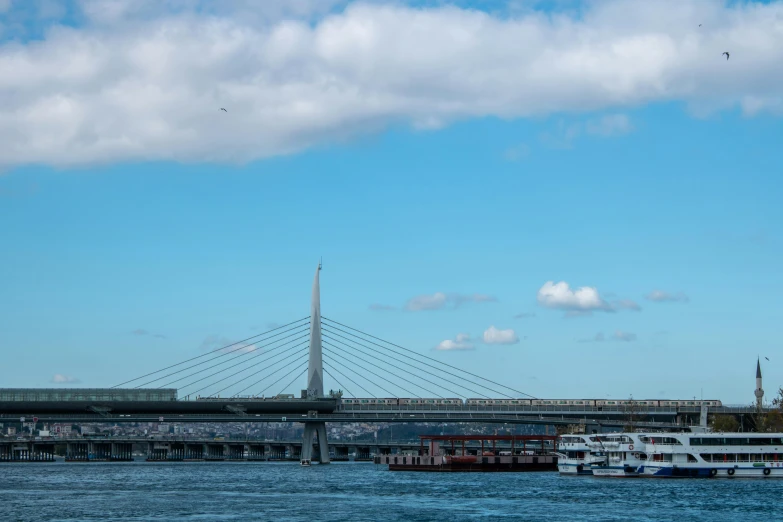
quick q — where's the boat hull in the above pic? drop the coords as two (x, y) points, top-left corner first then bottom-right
(642, 464), (783, 478)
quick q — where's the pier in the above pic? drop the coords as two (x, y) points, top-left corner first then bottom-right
(375, 434), (560, 472)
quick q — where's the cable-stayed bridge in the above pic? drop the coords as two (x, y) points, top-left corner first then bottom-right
(0, 264), (757, 464)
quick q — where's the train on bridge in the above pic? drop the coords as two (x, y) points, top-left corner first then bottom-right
(340, 398), (723, 407)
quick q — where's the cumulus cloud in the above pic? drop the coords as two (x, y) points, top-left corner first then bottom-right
(578, 332), (605, 343)
(132, 328), (166, 338)
(645, 290), (690, 303)
(405, 292), (496, 311)
(612, 330), (637, 342)
(0, 0), (781, 168)
(585, 114), (633, 137)
(51, 374), (80, 384)
(483, 326), (520, 345)
(614, 299), (641, 311)
(369, 303), (396, 311)
(199, 334), (256, 353)
(434, 332), (474, 351)
(537, 281), (613, 313)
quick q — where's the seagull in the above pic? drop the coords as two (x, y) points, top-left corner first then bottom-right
(722, 52), (730, 60)
(765, 357), (770, 361)
(699, 24), (702, 27)
(220, 108), (227, 112)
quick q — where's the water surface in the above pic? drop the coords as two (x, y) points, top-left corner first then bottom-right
(1, 462), (780, 521)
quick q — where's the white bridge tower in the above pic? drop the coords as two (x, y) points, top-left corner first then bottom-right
(301, 262), (330, 464)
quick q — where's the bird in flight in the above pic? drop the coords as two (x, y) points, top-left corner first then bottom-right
(722, 52), (730, 60)
(765, 357), (770, 361)
(220, 108), (227, 112)
(699, 24), (702, 27)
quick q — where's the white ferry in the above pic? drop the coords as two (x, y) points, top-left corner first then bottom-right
(640, 432), (783, 478)
(588, 433), (647, 477)
(557, 434), (605, 475)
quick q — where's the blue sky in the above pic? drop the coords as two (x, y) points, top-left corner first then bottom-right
(1, 0), (782, 404)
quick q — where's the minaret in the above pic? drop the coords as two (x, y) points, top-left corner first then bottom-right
(755, 358), (764, 410)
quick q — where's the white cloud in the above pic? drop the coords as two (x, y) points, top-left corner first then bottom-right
(585, 114), (633, 136)
(645, 290), (690, 303)
(483, 325), (520, 345)
(434, 332), (474, 351)
(199, 334), (257, 353)
(51, 374), (80, 384)
(612, 330), (637, 342)
(614, 299), (641, 311)
(537, 281), (613, 312)
(0, 0), (781, 168)
(504, 143), (529, 161)
(405, 292), (496, 311)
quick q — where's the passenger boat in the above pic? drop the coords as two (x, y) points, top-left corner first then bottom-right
(300, 459), (311, 467)
(588, 433), (646, 477)
(640, 432), (783, 478)
(557, 434), (605, 475)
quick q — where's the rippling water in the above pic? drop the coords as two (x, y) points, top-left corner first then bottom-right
(1, 461), (781, 521)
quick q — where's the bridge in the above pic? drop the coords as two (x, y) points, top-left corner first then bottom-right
(0, 264), (762, 464)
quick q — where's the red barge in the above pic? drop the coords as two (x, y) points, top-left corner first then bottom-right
(375, 434), (559, 472)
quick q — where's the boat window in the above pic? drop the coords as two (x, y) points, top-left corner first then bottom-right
(688, 454), (698, 463)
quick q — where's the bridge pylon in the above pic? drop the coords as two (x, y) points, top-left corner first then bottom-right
(301, 262), (330, 465)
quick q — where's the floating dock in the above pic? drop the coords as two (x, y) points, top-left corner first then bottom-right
(375, 434), (559, 472)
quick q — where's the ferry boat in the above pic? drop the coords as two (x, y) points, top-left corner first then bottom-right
(557, 434), (605, 475)
(640, 432), (783, 478)
(588, 433), (646, 477)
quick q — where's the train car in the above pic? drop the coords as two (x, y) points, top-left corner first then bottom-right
(0, 388), (178, 402)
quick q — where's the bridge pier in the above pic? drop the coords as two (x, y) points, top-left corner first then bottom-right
(301, 422), (330, 464)
(247, 443), (265, 460)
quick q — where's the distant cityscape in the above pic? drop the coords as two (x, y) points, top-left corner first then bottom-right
(1, 420), (546, 442)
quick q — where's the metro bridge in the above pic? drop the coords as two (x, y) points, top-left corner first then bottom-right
(0, 264), (750, 464)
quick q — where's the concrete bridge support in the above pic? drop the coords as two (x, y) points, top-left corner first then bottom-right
(301, 422), (330, 464)
(205, 444), (225, 460)
(247, 444), (265, 460)
(355, 446), (373, 461)
(185, 443), (204, 460)
(66, 442), (89, 461)
(228, 444), (245, 460)
(332, 446), (349, 461)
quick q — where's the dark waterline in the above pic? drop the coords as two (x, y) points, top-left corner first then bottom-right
(1, 462), (781, 521)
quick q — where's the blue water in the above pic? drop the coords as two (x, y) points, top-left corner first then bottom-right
(1, 462), (781, 521)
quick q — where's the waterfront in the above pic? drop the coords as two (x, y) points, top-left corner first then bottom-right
(1, 462), (781, 521)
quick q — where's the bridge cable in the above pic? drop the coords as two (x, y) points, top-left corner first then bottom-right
(112, 316), (310, 388)
(323, 359), (375, 398)
(207, 340), (310, 398)
(182, 347), (309, 398)
(322, 323), (505, 399)
(322, 366), (354, 398)
(322, 317), (534, 398)
(322, 328), (492, 399)
(275, 366), (310, 399)
(323, 338), (444, 398)
(140, 327), (310, 389)
(257, 358), (310, 397)
(322, 347), (415, 398)
(198, 340), (311, 398)
(230, 349), (311, 398)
